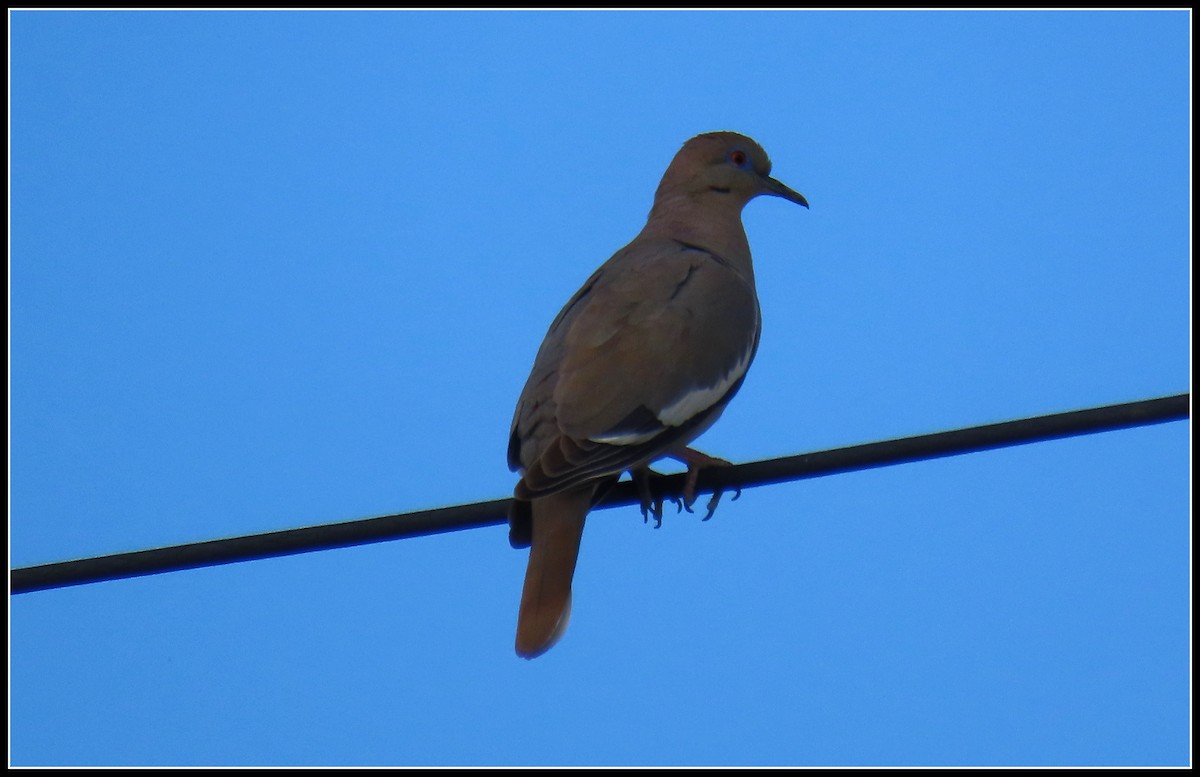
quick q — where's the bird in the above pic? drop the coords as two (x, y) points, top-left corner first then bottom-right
(506, 131), (808, 659)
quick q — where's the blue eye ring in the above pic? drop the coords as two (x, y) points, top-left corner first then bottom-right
(728, 148), (750, 168)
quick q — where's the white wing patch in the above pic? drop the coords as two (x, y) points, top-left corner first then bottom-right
(588, 428), (662, 446)
(658, 346), (752, 427)
(586, 343), (754, 447)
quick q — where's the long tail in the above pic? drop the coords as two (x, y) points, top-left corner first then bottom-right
(515, 486), (594, 658)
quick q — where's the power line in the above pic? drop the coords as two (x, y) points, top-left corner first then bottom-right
(10, 393), (1189, 596)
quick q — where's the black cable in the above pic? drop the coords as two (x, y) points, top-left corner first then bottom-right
(10, 393), (1188, 595)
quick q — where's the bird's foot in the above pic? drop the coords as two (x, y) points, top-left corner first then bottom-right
(699, 484), (742, 521)
(670, 447), (740, 520)
(632, 467), (682, 528)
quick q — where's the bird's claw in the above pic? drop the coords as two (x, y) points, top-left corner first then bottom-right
(640, 497), (664, 528)
(634, 467), (673, 528)
(702, 485), (741, 521)
(635, 455), (739, 526)
(676, 448), (736, 520)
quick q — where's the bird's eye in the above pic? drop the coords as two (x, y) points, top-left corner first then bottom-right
(729, 149), (749, 168)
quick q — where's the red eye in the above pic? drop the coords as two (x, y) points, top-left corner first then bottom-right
(730, 150), (748, 167)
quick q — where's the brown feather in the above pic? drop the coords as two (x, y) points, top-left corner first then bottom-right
(515, 486), (595, 659)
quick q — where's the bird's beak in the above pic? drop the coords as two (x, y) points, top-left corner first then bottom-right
(763, 176), (809, 208)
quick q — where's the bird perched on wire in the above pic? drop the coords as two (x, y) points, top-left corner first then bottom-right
(507, 131), (808, 658)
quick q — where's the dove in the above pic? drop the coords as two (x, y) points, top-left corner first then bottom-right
(507, 131), (807, 658)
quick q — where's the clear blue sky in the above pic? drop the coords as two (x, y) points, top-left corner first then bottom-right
(9, 10), (1190, 767)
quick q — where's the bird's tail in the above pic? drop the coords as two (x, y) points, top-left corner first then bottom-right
(515, 485), (594, 658)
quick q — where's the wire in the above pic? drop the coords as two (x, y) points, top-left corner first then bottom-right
(10, 393), (1189, 596)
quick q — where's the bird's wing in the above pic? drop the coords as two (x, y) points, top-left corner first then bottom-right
(510, 240), (760, 498)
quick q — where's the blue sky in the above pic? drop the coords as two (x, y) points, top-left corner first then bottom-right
(9, 9), (1190, 767)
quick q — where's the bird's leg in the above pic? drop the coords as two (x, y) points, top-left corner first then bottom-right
(631, 466), (663, 527)
(630, 466), (682, 528)
(667, 447), (741, 520)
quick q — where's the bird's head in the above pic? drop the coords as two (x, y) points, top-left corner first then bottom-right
(656, 131), (809, 210)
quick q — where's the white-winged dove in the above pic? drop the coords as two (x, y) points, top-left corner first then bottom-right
(507, 131), (808, 658)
